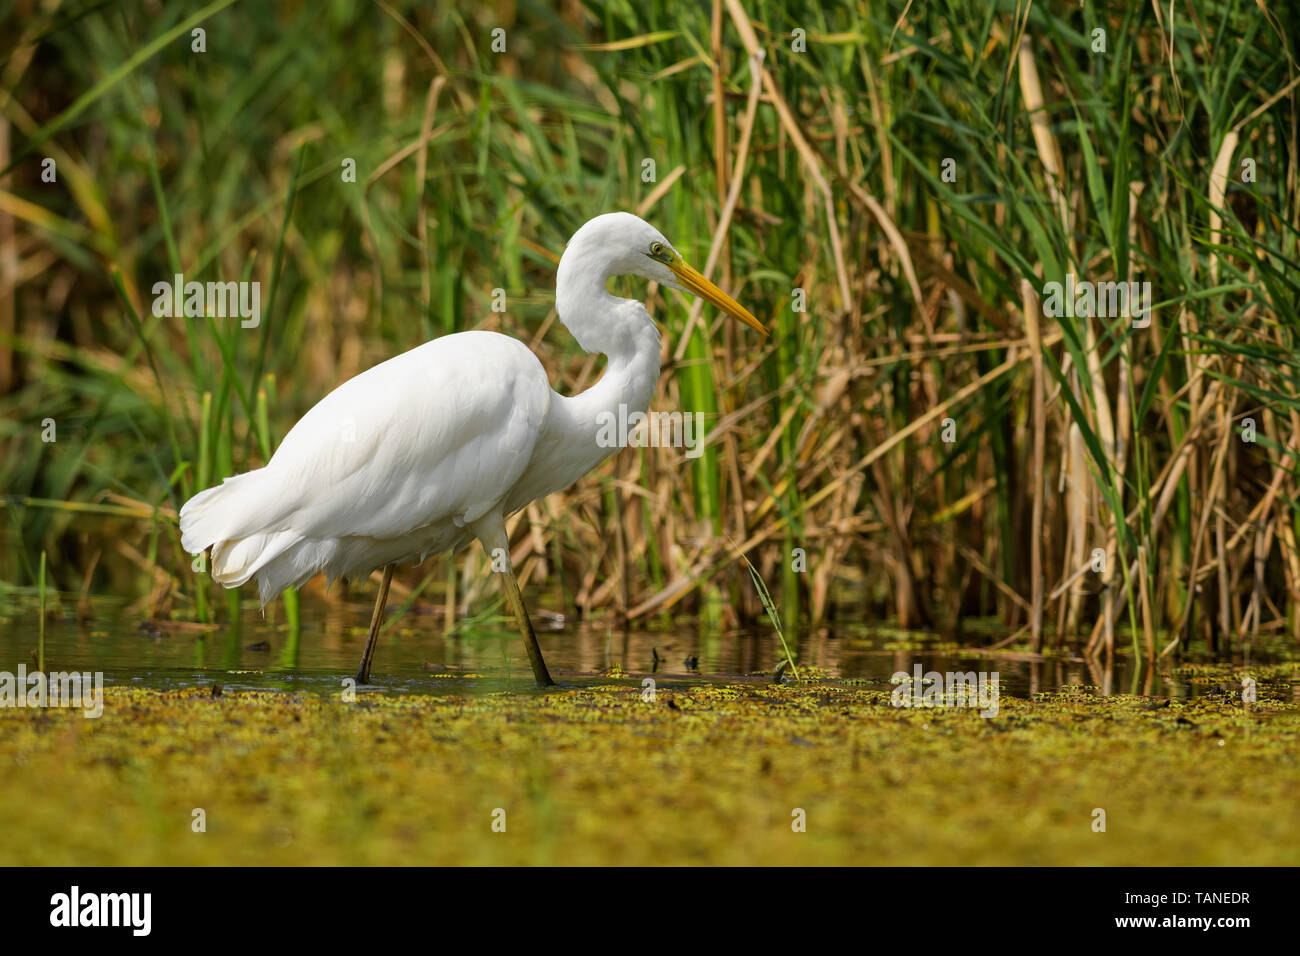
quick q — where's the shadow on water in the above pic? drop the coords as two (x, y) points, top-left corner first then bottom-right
(0, 597), (1291, 700)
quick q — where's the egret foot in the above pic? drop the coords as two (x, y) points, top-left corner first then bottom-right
(501, 565), (555, 687)
(353, 563), (395, 684)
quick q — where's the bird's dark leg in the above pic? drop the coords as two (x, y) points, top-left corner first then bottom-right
(501, 567), (556, 687)
(354, 563), (395, 684)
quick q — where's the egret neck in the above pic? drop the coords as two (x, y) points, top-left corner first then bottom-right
(522, 283), (662, 505)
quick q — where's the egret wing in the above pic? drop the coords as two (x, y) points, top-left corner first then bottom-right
(226, 330), (550, 543)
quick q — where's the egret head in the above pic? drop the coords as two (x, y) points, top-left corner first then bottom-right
(557, 212), (767, 351)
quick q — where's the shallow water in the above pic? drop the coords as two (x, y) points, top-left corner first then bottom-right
(0, 597), (1288, 700)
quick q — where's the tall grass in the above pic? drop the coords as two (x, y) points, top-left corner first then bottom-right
(1, 0), (1297, 656)
(36, 548), (45, 670)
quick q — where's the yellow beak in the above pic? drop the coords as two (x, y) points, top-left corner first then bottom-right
(667, 259), (768, 337)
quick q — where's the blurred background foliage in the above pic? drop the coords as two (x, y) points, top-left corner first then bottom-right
(1, 0), (1297, 656)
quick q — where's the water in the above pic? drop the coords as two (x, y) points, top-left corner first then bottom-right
(1, 597), (1286, 700)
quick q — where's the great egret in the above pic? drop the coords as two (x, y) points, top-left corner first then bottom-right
(179, 212), (765, 687)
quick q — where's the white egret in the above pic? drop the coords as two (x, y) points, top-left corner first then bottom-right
(179, 212), (765, 687)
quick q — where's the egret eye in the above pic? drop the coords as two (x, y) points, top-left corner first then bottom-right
(649, 241), (665, 257)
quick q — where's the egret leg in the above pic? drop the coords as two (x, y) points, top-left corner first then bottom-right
(500, 566), (556, 687)
(354, 563), (395, 684)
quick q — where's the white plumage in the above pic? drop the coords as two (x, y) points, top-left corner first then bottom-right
(179, 212), (764, 685)
(181, 331), (551, 603)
